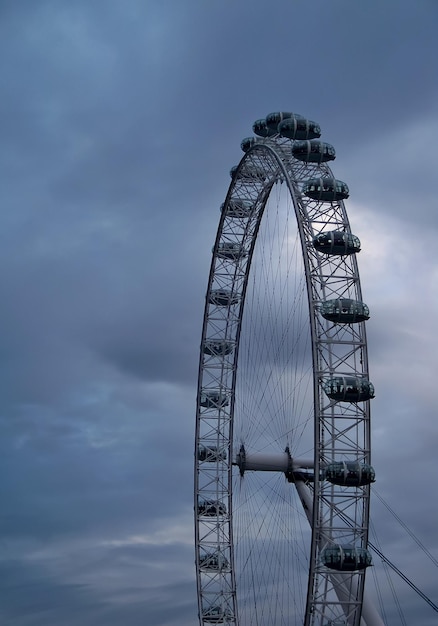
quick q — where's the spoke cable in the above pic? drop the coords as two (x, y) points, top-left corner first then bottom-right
(320, 493), (438, 616)
(369, 518), (407, 626)
(373, 489), (438, 569)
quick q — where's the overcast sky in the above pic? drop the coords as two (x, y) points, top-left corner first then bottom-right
(0, 1), (437, 625)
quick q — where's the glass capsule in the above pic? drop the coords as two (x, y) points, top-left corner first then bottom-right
(303, 177), (349, 201)
(321, 545), (372, 571)
(208, 289), (240, 306)
(253, 118), (277, 137)
(200, 391), (230, 408)
(313, 230), (361, 255)
(265, 111), (304, 131)
(325, 461), (376, 486)
(198, 445), (227, 462)
(199, 552), (229, 571)
(221, 198), (254, 218)
(241, 137), (263, 152)
(197, 500), (227, 517)
(230, 163), (266, 180)
(278, 117), (321, 140)
(292, 140), (336, 163)
(320, 298), (369, 323)
(216, 242), (247, 260)
(203, 340), (234, 356)
(323, 376), (375, 402)
(202, 606), (233, 623)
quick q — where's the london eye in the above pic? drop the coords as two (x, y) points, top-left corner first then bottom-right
(194, 111), (384, 626)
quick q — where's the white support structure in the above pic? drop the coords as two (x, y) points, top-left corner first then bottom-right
(195, 113), (381, 626)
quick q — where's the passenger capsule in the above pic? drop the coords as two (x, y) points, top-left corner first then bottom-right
(221, 199), (254, 218)
(230, 164), (266, 181)
(321, 545), (372, 571)
(265, 111), (304, 131)
(200, 390), (230, 408)
(320, 299), (370, 324)
(198, 445), (227, 462)
(292, 140), (336, 163)
(325, 461), (375, 486)
(208, 289), (240, 306)
(253, 118), (277, 137)
(199, 552), (229, 571)
(216, 242), (247, 260)
(203, 340), (234, 356)
(323, 376), (375, 402)
(303, 177), (349, 201)
(313, 231), (361, 255)
(278, 117), (321, 140)
(202, 606), (233, 623)
(197, 500), (227, 517)
(241, 137), (262, 152)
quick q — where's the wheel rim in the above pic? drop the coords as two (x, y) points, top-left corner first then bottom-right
(195, 115), (373, 626)
(233, 178), (312, 625)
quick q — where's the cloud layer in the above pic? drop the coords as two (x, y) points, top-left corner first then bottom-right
(0, 1), (437, 624)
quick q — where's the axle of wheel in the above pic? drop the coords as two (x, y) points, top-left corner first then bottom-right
(234, 444), (314, 480)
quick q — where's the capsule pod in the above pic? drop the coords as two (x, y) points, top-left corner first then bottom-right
(325, 461), (376, 486)
(216, 242), (247, 260)
(221, 198), (254, 218)
(292, 140), (336, 163)
(323, 376), (375, 402)
(321, 545), (372, 571)
(313, 231), (361, 255)
(197, 500), (227, 517)
(203, 340), (234, 356)
(230, 164), (266, 180)
(208, 289), (240, 306)
(200, 552), (229, 571)
(265, 111), (304, 131)
(202, 606), (233, 623)
(241, 137), (263, 152)
(278, 117), (321, 140)
(303, 177), (349, 201)
(200, 391), (230, 408)
(198, 445), (227, 462)
(253, 118), (277, 137)
(320, 298), (370, 324)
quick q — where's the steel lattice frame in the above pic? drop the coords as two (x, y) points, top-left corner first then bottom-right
(195, 130), (373, 626)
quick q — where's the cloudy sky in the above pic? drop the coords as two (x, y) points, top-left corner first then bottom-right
(0, 1), (437, 625)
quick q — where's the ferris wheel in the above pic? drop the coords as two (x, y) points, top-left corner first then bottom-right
(194, 112), (384, 626)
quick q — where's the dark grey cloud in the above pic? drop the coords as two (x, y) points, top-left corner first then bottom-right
(0, 0), (436, 624)
(0, 559), (104, 625)
(0, 548), (196, 626)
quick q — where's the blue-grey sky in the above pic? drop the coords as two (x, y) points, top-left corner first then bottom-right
(0, 1), (437, 625)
